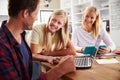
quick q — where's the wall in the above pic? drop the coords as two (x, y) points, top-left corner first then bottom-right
(110, 31), (120, 47)
(0, 0), (8, 25)
(40, 0), (60, 10)
(34, 0), (60, 25)
(109, 0), (120, 47)
(0, 0), (8, 15)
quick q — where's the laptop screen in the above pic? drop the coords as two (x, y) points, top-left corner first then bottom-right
(83, 46), (97, 57)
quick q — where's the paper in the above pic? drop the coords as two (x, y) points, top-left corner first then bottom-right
(99, 53), (117, 59)
(96, 58), (119, 64)
(76, 52), (84, 56)
(101, 53), (117, 56)
(76, 52), (90, 57)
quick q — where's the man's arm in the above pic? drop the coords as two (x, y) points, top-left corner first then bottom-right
(0, 45), (20, 80)
(37, 55), (76, 80)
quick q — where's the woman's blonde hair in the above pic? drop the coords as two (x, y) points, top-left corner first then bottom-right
(44, 10), (69, 51)
(82, 6), (102, 38)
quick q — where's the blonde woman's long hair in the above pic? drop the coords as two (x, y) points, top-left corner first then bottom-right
(44, 10), (69, 51)
(82, 6), (102, 38)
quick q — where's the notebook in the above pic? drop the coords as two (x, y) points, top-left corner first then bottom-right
(75, 46), (97, 69)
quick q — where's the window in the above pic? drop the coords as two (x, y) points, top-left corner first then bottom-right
(40, 10), (53, 23)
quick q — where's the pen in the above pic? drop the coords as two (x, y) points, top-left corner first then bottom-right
(99, 56), (116, 59)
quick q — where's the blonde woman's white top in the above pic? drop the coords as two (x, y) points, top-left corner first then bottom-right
(72, 27), (116, 52)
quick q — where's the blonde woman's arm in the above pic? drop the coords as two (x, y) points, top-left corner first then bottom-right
(98, 28), (116, 54)
(71, 28), (85, 53)
(31, 43), (48, 61)
(41, 40), (76, 56)
(31, 43), (39, 54)
(30, 43), (60, 64)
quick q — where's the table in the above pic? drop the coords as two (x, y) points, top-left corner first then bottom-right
(41, 56), (120, 80)
(63, 56), (120, 80)
(65, 46), (120, 80)
(41, 47), (120, 80)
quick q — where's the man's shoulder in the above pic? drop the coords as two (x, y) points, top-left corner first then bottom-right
(0, 27), (6, 39)
(0, 27), (11, 46)
(0, 31), (8, 49)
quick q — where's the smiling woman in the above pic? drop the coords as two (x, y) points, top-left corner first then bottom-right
(31, 9), (75, 56)
(30, 10), (76, 80)
(72, 6), (116, 54)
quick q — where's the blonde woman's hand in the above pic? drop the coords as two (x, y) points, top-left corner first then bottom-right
(98, 47), (111, 54)
(47, 56), (61, 64)
(81, 47), (85, 53)
(76, 47), (85, 53)
(40, 49), (48, 55)
(41, 51), (48, 55)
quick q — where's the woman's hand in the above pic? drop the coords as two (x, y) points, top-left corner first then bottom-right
(41, 51), (48, 55)
(98, 47), (111, 54)
(40, 49), (52, 56)
(47, 56), (61, 64)
(81, 47), (85, 53)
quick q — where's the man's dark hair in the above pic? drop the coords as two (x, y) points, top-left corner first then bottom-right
(8, 0), (40, 17)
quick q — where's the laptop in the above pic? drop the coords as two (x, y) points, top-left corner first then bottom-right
(75, 46), (97, 69)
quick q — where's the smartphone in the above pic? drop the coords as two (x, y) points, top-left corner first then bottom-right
(99, 45), (106, 49)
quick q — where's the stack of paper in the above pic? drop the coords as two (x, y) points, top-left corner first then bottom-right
(96, 58), (119, 64)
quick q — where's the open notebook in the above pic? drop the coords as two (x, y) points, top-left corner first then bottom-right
(75, 46), (97, 69)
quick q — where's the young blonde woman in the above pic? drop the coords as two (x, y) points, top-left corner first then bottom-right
(72, 6), (116, 54)
(30, 10), (76, 79)
(31, 9), (75, 56)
